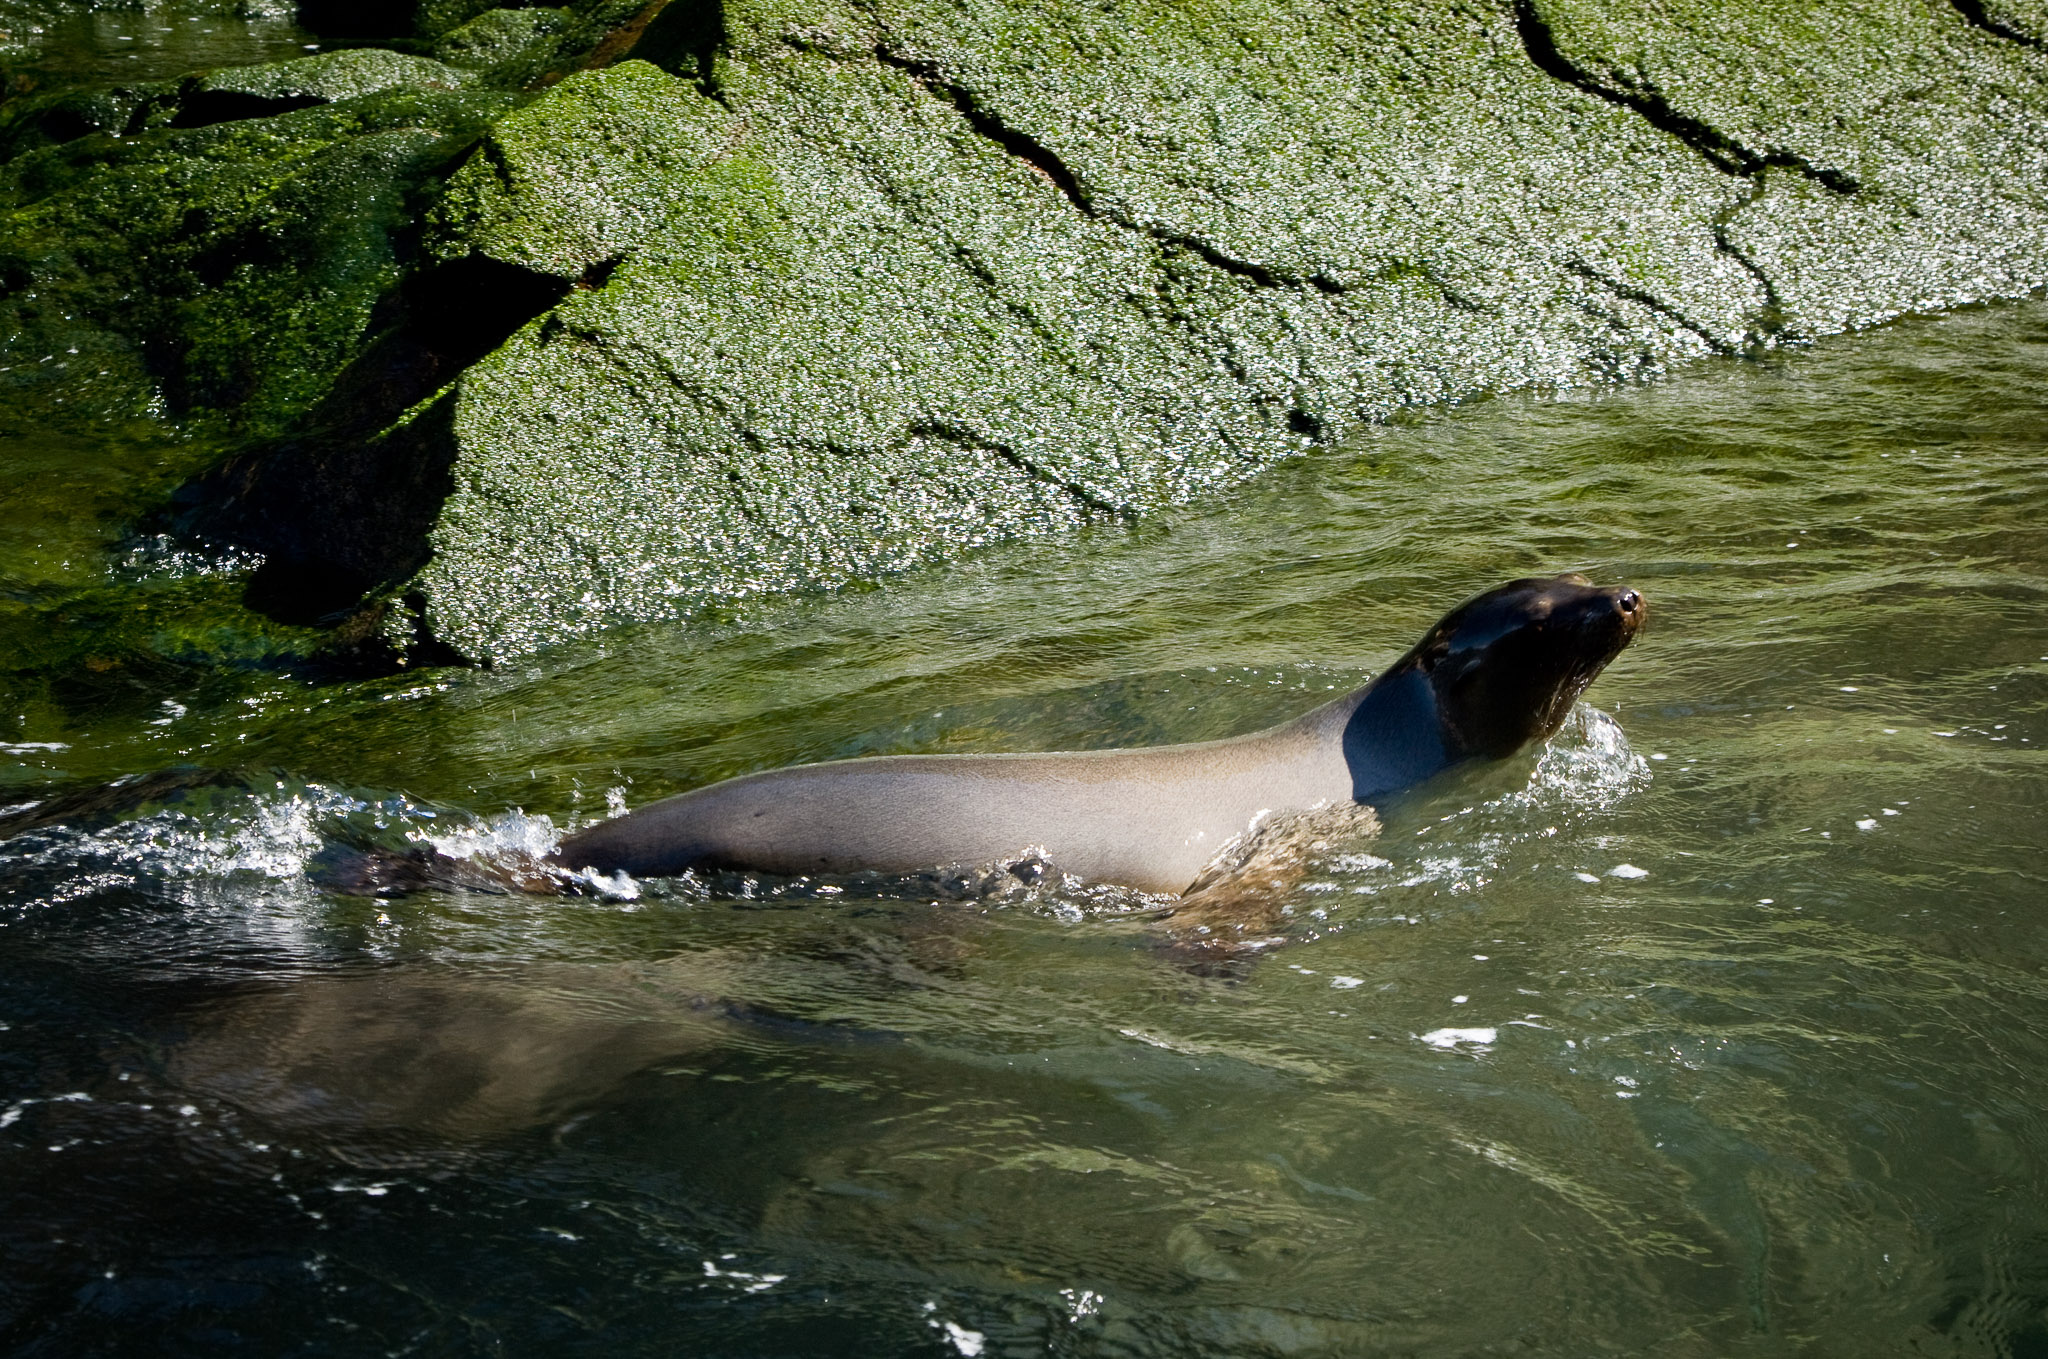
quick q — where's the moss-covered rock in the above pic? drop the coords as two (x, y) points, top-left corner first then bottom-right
(16, 0), (2048, 671)
(0, 84), (515, 430)
(186, 45), (474, 110)
(433, 6), (572, 70)
(0, 27), (526, 709)
(180, 0), (2048, 664)
(1522, 0), (2048, 333)
(0, 0), (693, 707)
(0, 47), (478, 161)
(1952, 1), (2048, 47)
(387, 0), (1768, 659)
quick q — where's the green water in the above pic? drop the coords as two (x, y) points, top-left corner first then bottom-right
(2, 8), (318, 89)
(3, 300), (2047, 1355)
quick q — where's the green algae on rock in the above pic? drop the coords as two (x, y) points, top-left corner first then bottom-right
(1520, 0), (2048, 333)
(13, 0), (2048, 671)
(390, 0), (2048, 661)
(184, 44), (476, 110)
(0, 0), (682, 709)
(432, 7), (575, 72)
(0, 13), (535, 707)
(0, 84), (514, 431)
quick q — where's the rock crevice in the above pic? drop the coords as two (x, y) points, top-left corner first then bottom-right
(1563, 260), (1733, 357)
(1950, 0), (2048, 48)
(866, 39), (1336, 298)
(908, 419), (1129, 520)
(1510, 0), (1861, 194)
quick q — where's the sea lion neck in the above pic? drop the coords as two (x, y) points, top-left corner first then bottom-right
(1334, 664), (1453, 800)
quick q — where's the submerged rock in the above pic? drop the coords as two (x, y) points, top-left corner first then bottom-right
(8, 0), (2048, 667)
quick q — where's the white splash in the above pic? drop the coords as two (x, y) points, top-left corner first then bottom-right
(424, 807), (563, 863)
(1418, 1027), (1498, 1050)
(55, 784), (337, 881)
(1352, 706), (1650, 905)
(424, 808), (643, 900)
(702, 1259), (787, 1294)
(1509, 707), (1651, 812)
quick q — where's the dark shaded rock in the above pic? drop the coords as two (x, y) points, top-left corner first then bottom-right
(0, 82), (180, 159)
(185, 253), (585, 623)
(293, 0), (484, 42)
(0, 1), (676, 702)
(0, 83), (516, 432)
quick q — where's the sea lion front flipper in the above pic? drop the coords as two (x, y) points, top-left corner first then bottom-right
(1157, 801), (1382, 962)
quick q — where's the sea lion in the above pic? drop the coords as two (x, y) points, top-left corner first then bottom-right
(553, 575), (1644, 895)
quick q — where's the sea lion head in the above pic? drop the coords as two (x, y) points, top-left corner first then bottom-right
(1408, 574), (1644, 760)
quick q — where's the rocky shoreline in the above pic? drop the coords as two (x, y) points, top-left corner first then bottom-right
(4, 0), (2046, 664)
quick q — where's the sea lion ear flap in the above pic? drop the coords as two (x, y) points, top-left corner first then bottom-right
(1431, 647), (1492, 717)
(1422, 629), (1478, 687)
(1410, 625), (1453, 673)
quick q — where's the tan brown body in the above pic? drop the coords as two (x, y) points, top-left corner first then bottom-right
(553, 576), (1643, 896)
(556, 694), (1367, 895)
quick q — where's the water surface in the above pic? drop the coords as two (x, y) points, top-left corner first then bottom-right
(2, 301), (2046, 1355)
(3, 8), (318, 90)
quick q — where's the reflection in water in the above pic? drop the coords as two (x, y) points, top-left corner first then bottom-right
(171, 962), (740, 1138)
(4, 9), (318, 90)
(2, 301), (2046, 1353)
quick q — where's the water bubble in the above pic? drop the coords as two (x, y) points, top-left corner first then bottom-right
(941, 1322), (985, 1357)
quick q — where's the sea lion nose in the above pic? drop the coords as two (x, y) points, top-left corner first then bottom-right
(1616, 589), (1642, 614)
